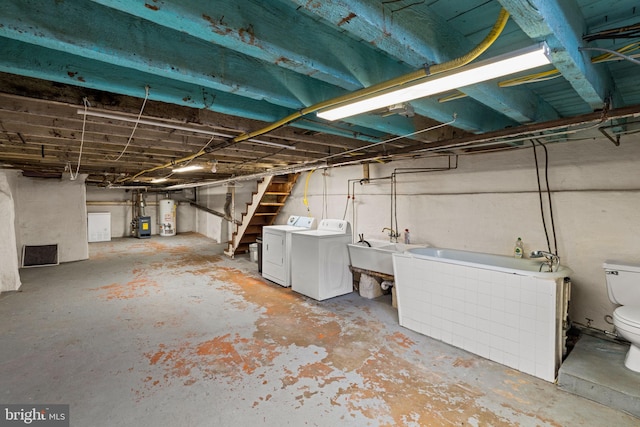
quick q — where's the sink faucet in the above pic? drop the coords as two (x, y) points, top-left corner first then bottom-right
(382, 227), (400, 242)
(530, 250), (560, 272)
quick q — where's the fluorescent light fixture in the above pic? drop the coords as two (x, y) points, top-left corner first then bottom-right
(317, 43), (551, 121)
(172, 165), (203, 173)
(247, 138), (296, 150)
(151, 177), (168, 183)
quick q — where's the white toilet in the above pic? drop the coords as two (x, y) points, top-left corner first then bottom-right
(603, 261), (640, 372)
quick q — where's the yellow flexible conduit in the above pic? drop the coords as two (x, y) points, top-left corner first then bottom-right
(122, 8), (510, 183)
(303, 169), (315, 213)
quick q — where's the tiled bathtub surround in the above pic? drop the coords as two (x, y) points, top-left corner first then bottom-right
(393, 249), (571, 382)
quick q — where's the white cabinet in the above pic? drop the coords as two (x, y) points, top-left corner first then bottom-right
(87, 212), (111, 242)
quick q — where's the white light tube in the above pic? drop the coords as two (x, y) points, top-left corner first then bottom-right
(76, 110), (296, 150)
(172, 165), (203, 173)
(317, 43), (551, 121)
(150, 177), (168, 183)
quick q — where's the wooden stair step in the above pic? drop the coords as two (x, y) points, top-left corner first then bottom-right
(260, 202), (285, 206)
(265, 192), (290, 196)
(254, 212), (278, 216)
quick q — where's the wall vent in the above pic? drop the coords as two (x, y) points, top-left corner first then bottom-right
(21, 244), (59, 268)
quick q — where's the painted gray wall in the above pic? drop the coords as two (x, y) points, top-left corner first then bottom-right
(0, 171), (21, 291)
(278, 136), (640, 332)
(14, 174), (89, 265)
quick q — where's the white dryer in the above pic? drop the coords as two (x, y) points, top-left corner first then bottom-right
(290, 219), (353, 301)
(262, 215), (316, 287)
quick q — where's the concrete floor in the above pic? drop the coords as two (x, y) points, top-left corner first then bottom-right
(1, 233), (638, 426)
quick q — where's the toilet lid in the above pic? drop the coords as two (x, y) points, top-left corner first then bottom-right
(614, 306), (640, 328)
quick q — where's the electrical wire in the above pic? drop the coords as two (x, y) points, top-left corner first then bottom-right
(531, 141), (552, 254)
(70, 97), (90, 181)
(110, 86), (150, 161)
(320, 114), (457, 162)
(579, 46), (640, 66)
(500, 42), (640, 88)
(535, 139), (558, 255)
(531, 139), (558, 255)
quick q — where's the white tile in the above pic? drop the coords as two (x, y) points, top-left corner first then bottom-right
(491, 295), (505, 312)
(430, 326), (442, 341)
(478, 269), (492, 283)
(431, 303), (443, 320)
(535, 319), (552, 336)
(536, 363), (554, 382)
(490, 348), (505, 364)
(477, 317), (492, 333)
(477, 280), (492, 295)
(464, 337), (478, 354)
(452, 334), (464, 348)
(491, 280), (506, 297)
(453, 287), (466, 302)
(464, 301), (478, 317)
(441, 330), (453, 344)
(476, 342), (491, 359)
(520, 302), (537, 320)
(490, 308), (505, 325)
(442, 307), (454, 322)
(478, 292), (491, 308)
(535, 336), (552, 360)
(505, 301), (520, 316)
(464, 288), (478, 303)
(464, 313), (477, 328)
(491, 271), (507, 285)
(518, 332), (536, 357)
(521, 288), (538, 305)
(503, 352), (520, 370)
(505, 284), (520, 301)
(477, 305), (491, 320)
(505, 325), (520, 343)
(505, 312), (520, 328)
(401, 317), (419, 332)
(520, 358), (536, 377)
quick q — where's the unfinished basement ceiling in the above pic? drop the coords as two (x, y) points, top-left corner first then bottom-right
(1, 0), (639, 187)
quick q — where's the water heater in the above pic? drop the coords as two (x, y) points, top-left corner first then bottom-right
(159, 199), (176, 237)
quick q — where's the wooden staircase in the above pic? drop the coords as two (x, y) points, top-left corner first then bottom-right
(224, 173), (299, 257)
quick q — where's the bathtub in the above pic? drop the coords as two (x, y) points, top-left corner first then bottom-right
(347, 240), (427, 276)
(407, 247), (571, 279)
(392, 247), (572, 382)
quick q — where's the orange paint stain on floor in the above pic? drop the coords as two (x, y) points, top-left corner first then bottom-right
(139, 332), (282, 397)
(130, 264), (536, 425)
(93, 276), (161, 300)
(386, 331), (416, 350)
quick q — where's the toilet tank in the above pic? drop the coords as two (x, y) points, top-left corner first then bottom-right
(603, 261), (640, 305)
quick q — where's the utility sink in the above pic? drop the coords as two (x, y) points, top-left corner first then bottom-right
(347, 239), (427, 276)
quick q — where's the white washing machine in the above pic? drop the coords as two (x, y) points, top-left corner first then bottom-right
(290, 219), (353, 301)
(262, 215), (316, 287)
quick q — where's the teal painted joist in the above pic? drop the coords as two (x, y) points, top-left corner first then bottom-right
(89, 0), (399, 92)
(0, 0), (342, 110)
(0, 38), (394, 143)
(499, 0), (612, 109)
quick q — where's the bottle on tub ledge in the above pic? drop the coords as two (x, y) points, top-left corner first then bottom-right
(514, 237), (524, 258)
(404, 229), (411, 244)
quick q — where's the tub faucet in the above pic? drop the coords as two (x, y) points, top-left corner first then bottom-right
(382, 227), (400, 242)
(530, 250), (560, 272)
